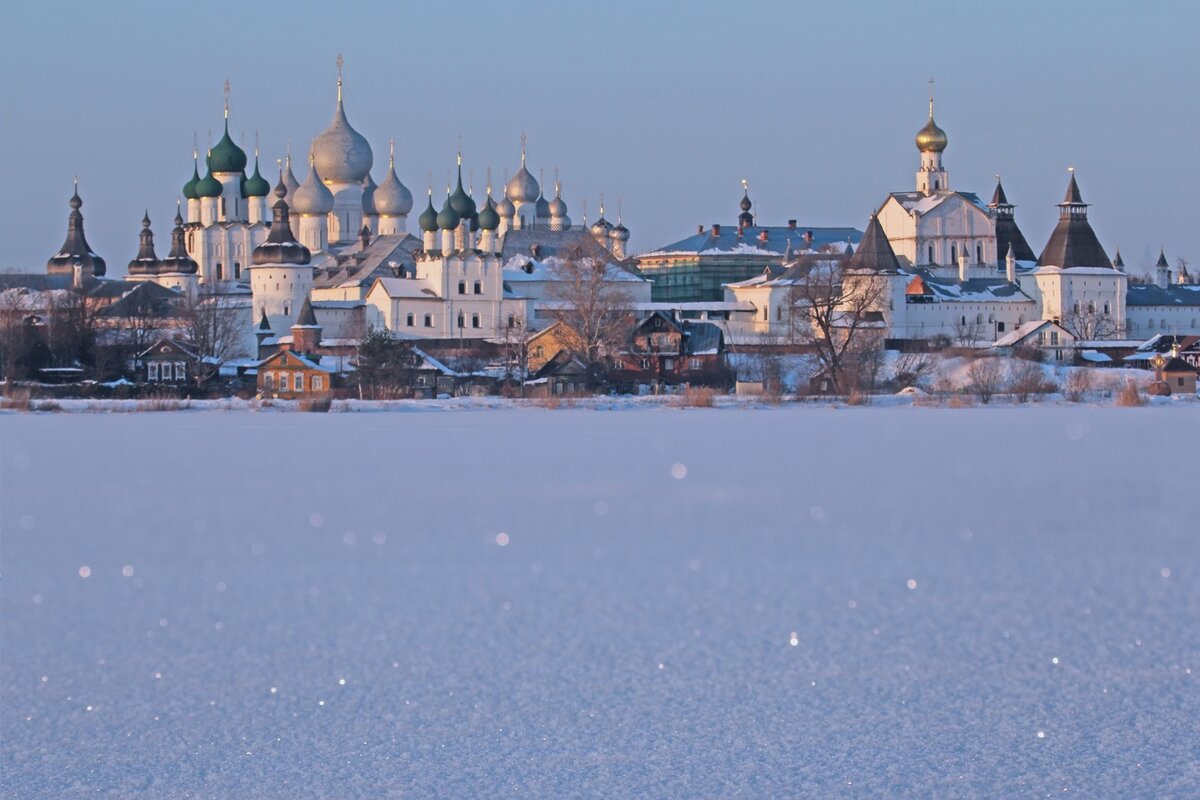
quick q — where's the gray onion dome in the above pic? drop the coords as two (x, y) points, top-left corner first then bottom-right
(282, 155), (301, 199)
(610, 221), (630, 241)
(374, 158), (413, 217)
(548, 189), (568, 218)
(497, 195), (515, 218)
(312, 88), (373, 183)
(505, 165), (539, 203)
(291, 156), (335, 215)
(535, 189), (551, 219)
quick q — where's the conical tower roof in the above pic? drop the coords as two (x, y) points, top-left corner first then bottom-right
(47, 183), (106, 277)
(158, 204), (199, 275)
(1037, 173), (1111, 269)
(848, 213), (899, 272)
(252, 176), (312, 266)
(294, 297), (319, 328)
(127, 212), (161, 276)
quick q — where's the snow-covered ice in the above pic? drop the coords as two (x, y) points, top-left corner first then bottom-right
(2, 406), (1199, 798)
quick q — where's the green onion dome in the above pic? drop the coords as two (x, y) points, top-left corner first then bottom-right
(477, 197), (500, 231)
(418, 194), (439, 232)
(195, 165), (222, 198)
(208, 121), (248, 173)
(436, 195), (461, 230)
(244, 158), (271, 198)
(448, 168), (476, 220)
(182, 159), (201, 200)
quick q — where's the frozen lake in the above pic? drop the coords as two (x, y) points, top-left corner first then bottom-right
(2, 406), (1198, 798)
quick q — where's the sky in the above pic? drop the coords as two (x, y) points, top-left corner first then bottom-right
(1, 1), (1196, 277)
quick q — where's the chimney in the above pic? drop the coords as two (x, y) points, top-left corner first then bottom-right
(787, 220), (797, 229)
(360, 225), (371, 250)
(758, 230), (769, 242)
(697, 224), (705, 234)
(804, 230), (813, 245)
(711, 224), (721, 236)
(1005, 244), (1016, 284)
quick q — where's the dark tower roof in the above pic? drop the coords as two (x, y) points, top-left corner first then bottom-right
(1037, 173), (1111, 269)
(257, 308), (273, 332)
(47, 184), (107, 278)
(738, 189), (754, 228)
(848, 213), (900, 272)
(1112, 248), (1125, 269)
(251, 177), (312, 266)
(1155, 247), (1170, 268)
(989, 178), (1036, 266)
(158, 205), (198, 275)
(127, 211), (161, 276)
(294, 297), (319, 327)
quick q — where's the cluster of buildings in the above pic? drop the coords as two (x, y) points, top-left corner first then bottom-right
(4, 71), (1199, 396)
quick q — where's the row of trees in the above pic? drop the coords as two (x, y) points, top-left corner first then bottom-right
(0, 286), (246, 385)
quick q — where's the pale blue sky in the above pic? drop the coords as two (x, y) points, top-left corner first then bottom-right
(1, 1), (1196, 276)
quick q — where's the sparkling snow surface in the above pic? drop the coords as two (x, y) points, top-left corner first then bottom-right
(3, 408), (1199, 798)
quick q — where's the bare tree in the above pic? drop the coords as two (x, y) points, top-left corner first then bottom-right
(180, 288), (249, 387)
(1007, 358), (1052, 403)
(892, 350), (935, 390)
(965, 357), (1006, 403)
(545, 247), (636, 368)
(498, 315), (536, 394)
(953, 316), (988, 348)
(1060, 306), (1121, 341)
(787, 258), (886, 394)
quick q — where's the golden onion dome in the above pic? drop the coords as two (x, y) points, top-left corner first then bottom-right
(915, 115), (948, 153)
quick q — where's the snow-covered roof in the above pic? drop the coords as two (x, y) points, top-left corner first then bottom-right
(993, 320), (1070, 348)
(642, 226), (861, 259)
(886, 190), (990, 216)
(501, 256), (646, 283)
(369, 277), (442, 300)
(911, 271), (1035, 304)
(1080, 350), (1112, 363)
(1126, 283), (1200, 307)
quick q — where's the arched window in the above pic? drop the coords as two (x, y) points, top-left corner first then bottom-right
(473, 281), (482, 295)
(928, 246), (934, 264)
(457, 311), (465, 329)
(472, 313), (481, 329)
(950, 244), (957, 263)
(934, 180), (940, 190)
(458, 280), (466, 294)
(424, 314), (433, 327)
(283, 303), (290, 316)
(406, 313), (414, 327)
(976, 244), (982, 263)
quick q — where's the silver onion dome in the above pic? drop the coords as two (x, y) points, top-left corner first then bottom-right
(291, 156), (335, 215)
(374, 159), (413, 217)
(312, 81), (373, 184)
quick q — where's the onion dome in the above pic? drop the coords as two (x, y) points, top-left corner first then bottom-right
(497, 194), (515, 219)
(374, 150), (413, 217)
(196, 163), (222, 198)
(610, 220), (630, 241)
(590, 213), (613, 238)
(244, 157), (270, 198)
(208, 120), (248, 173)
(182, 157), (201, 200)
(505, 164), (539, 203)
(535, 189), (551, 219)
(47, 184), (107, 277)
(418, 193), (439, 232)
(915, 105), (948, 153)
(127, 212), (161, 277)
(361, 172), (377, 215)
(740, 191), (752, 212)
(291, 154), (335, 215)
(448, 164), (476, 220)
(477, 196), (500, 231)
(312, 69), (373, 183)
(252, 176), (311, 265)
(436, 194), (461, 230)
(159, 205), (198, 275)
(548, 184), (568, 218)
(282, 154), (301, 199)
(738, 188), (754, 227)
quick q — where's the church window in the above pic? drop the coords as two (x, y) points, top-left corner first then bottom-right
(950, 244), (957, 263)
(148, 362), (158, 381)
(216, 263), (224, 281)
(458, 280), (466, 294)
(283, 303), (290, 316)
(928, 246), (934, 264)
(457, 311), (465, 329)
(1104, 303), (1110, 315)
(424, 314), (433, 327)
(406, 313), (414, 327)
(234, 262), (241, 279)
(934, 180), (940, 191)
(997, 321), (1006, 333)
(961, 315), (967, 326)
(761, 307), (768, 321)
(976, 313), (983, 324)
(976, 244), (983, 263)
(472, 313), (481, 329)
(473, 281), (482, 295)
(776, 306), (783, 321)
(507, 315), (515, 328)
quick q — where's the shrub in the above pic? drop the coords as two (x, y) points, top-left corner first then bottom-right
(846, 388), (869, 406)
(1008, 360), (1053, 403)
(1115, 379), (1145, 407)
(1064, 369), (1093, 402)
(947, 394), (976, 408)
(1, 385), (32, 411)
(670, 386), (718, 408)
(33, 400), (62, 412)
(965, 357), (1006, 404)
